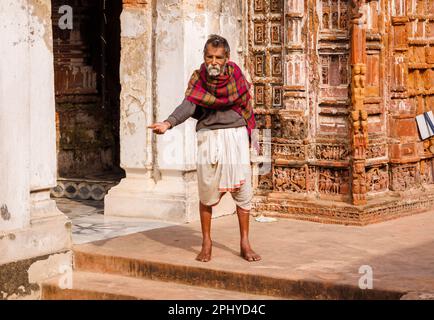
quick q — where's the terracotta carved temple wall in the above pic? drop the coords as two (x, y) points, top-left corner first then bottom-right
(247, 0), (434, 225)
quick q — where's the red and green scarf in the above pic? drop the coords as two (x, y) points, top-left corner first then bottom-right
(185, 61), (256, 138)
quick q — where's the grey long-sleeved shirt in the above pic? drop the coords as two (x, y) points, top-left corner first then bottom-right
(164, 98), (247, 131)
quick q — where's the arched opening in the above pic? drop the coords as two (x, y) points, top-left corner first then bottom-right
(50, 0), (124, 204)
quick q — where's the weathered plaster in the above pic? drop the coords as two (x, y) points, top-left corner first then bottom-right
(0, 251), (71, 300)
(0, 214), (71, 266)
(1, 205), (11, 221)
(28, 0), (53, 50)
(119, 7), (153, 169)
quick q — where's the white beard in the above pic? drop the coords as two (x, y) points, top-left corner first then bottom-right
(207, 64), (224, 77)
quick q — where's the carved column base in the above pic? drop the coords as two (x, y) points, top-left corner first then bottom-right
(105, 169), (200, 223)
(30, 189), (68, 224)
(1, 191), (72, 284)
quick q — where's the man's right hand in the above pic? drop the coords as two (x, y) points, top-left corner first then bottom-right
(147, 121), (171, 134)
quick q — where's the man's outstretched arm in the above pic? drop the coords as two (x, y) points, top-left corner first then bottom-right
(148, 99), (196, 134)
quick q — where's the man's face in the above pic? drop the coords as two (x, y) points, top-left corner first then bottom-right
(204, 45), (229, 77)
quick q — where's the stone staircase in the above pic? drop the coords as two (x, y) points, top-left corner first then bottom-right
(41, 244), (401, 300)
(42, 271), (281, 300)
(41, 248), (285, 300)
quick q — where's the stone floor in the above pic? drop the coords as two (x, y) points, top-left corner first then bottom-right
(54, 197), (434, 298)
(55, 198), (176, 244)
(73, 209), (434, 298)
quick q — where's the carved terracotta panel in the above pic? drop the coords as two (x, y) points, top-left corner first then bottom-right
(391, 165), (418, 191)
(273, 166), (306, 192)
(318, 168), (350, 195)
(366, 166), (389, 193)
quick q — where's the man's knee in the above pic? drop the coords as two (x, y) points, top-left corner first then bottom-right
(202, 192), (225, 207)
(235, 202), (252, 211)
(200, 201), (212, 208)
(231, 190), (252, 211)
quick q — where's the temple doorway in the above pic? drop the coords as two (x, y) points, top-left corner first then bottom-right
(50, 0), (124, 202)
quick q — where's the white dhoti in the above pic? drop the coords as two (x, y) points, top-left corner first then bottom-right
(196, 126), (253, 210)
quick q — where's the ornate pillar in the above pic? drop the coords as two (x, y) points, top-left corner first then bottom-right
(350, 0), (368, 205)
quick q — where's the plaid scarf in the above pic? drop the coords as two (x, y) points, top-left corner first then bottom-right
(185, 61), (256, 138)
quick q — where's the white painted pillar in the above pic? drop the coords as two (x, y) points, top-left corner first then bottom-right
(0, 0), (71, 271)
(0, 0), (31, 233)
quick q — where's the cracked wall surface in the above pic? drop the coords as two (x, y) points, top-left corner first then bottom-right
(120, 5), (154, 169)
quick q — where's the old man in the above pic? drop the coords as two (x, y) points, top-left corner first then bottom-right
(148, 34), (260, 263)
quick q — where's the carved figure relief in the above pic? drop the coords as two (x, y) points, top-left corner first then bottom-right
(318, 168), (349, 194)
(366, 167), (389, 192)
(307, 166), (317, 192)
(366, 144), (387, 159)
(258, 170), (273, 190)
(273, 144), (305, 160)
(272, 87), (282, 107)
(273, 167), (306, 192)
(315, 144), (349, 160)
(255, 85), (265, 105)
(391, 165), (418, 191)
(254, 23), (266, 45)
(271, 25), (281, 44)
(420, 160), (433, 185)
(255, 54), (265, 76)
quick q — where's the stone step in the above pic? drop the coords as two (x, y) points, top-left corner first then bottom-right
(72, 247), (401, 300)
(41, 271), (281, 300)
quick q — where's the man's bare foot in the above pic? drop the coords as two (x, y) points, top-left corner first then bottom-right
(196, 239), (212, 262)
(240, 241), (261, 262)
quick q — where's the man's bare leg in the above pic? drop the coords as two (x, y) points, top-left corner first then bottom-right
(196, 202), (212, 262)
(196, 193), (225, 262)
(236, 205), (261, 262)
(196, 201), (213, 262)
